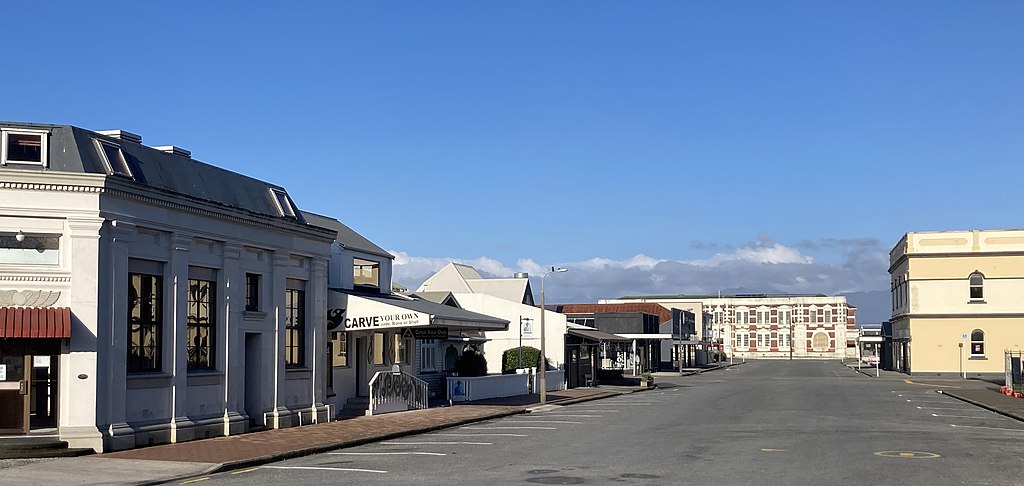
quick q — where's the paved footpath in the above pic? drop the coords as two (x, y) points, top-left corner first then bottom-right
(0, 387), (626, 486)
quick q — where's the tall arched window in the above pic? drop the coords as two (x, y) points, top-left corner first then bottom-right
(970, 329), (985, 356)
(969, 272), (984, 300)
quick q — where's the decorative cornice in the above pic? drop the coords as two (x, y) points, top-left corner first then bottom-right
(0, 181), (104, 193)
(0, 275), (71, 282)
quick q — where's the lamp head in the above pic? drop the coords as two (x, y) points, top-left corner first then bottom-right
(551, 267), (568, 273)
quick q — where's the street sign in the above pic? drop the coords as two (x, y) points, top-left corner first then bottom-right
(961, 333), (968, 341)
(411, 327), (448, 339)
(521, 319), (534, 339)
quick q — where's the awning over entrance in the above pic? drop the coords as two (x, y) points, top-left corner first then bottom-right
(327, 290), (508, 332)
(0, 307), (71, 338)
(567, 327), (629, 342)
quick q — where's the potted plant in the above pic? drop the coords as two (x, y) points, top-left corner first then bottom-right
(640, 372), (655, 388)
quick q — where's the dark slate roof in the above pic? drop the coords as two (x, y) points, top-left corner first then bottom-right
(300, 211), (393, 260)
(0, 121), (306, 224)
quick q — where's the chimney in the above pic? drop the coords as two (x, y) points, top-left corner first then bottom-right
(513, 272), (529, 279)
(152, 146), (192, 158)
(97, 130), (142, 144)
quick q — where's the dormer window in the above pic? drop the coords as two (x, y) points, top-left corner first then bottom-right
(94, 139), (133, 178)
(270, 188), (297, 218)
(1, 129), (47, 167)
(353, 258), (380, 290)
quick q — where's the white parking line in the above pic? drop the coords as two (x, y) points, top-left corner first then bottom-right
(430, 433), (527, 438)
(462, 426), (556, 430)
(534, 414), (603, 418)
(917, 406), (973, 411)
(931, 413), (989, 419)
(509, 420), (581, 424)
(329, 452), (446, 456)
(906, 400), (951, 404)
(381, 441), (492, 445)
(262, 466), (386, 473)
(951, 424), (1024, 432)
(555, 410), (617, 413)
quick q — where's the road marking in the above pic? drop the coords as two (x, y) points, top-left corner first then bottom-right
(554, 410), (617, 413)
(262, 466), (386, 473)
(462, 426), (556, 430)
(180, 478), (209, 484)
(904, 379), (960, 389)
(916, 406), (972, 411)
(906, 400), (951, 404)
(230, 468), (259, 475)
(540, 414), (605, 417)
(381, 441), (492, 445)
(931, 413), (989, 419)
(874, 451), (941, 459)
(761, 448), (786, 452)
(430, 433), (528, 437)
(951, 424), (1024, 432)
(509, 420), (582, 424)
(329, 452), (447, 456)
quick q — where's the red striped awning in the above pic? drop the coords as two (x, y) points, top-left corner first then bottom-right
(0, 307), (71, 338)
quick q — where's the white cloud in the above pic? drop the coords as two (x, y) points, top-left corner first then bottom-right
(390, 238), (890, 318)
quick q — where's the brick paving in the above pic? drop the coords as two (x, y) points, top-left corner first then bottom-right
(98, 388), (622, 471)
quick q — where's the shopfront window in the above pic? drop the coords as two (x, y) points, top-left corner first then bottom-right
(186, 268), (217, 371)
(372, 332), (385, 365)
(331, 332), (348, 367)
(128, 266), (163, 373)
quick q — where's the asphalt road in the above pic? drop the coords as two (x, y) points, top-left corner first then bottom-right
(195, 360), (1024, 485)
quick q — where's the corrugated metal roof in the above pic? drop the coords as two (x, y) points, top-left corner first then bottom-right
(0, 307), (71, 338)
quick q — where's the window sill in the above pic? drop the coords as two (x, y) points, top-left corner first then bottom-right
(968, 356), (987, 360)
(286, 368), (313, 380)
(243, 310), (268, 321)
(967, 300), (987, 304)
(187, 371), (223, 386)
(127, 373), (173, 389)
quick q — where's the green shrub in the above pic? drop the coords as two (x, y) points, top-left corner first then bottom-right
(501, 346), (553, 372)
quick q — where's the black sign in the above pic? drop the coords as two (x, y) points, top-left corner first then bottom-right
(412, 327), (448, 339)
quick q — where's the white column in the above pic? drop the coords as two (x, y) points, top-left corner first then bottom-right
(169, 233), (194, 443)
(270, 252), (290, 428)
(309, 258), (329, 422)
(222, 243), (246, 435)
(61, 217), (107, 452)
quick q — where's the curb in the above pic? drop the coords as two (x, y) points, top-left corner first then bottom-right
(209, 408), (528, 475)
(159, 390), (627, 483)
(938, 390), (1024, 423)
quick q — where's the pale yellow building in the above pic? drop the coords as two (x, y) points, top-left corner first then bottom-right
(889, 229), (1024, 376)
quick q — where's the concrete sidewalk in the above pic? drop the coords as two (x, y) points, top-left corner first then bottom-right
(0, 387), (635, 485)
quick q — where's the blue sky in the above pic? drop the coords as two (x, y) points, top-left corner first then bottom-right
(6, 2), (1023, 315)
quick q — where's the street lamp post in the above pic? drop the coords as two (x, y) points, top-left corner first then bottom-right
(539, 266), (567, 405)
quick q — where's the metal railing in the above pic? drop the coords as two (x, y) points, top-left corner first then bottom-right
(368, 370), (429, 416)
(1005, 350), (1024, 392)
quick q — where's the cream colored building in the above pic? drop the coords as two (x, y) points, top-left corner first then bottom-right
(889, 229), (1024, 376)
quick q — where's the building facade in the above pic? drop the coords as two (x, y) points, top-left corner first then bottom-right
(0, 122), (333, 451)
(889, 229), (1024, 376)
(602, 295), (857, 360)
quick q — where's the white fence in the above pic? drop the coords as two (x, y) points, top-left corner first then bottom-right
(446, 369), (565, 402)
(368, 370), (429, 415)
(447, 373), (529, 402)
(541, 369), (565, 392)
